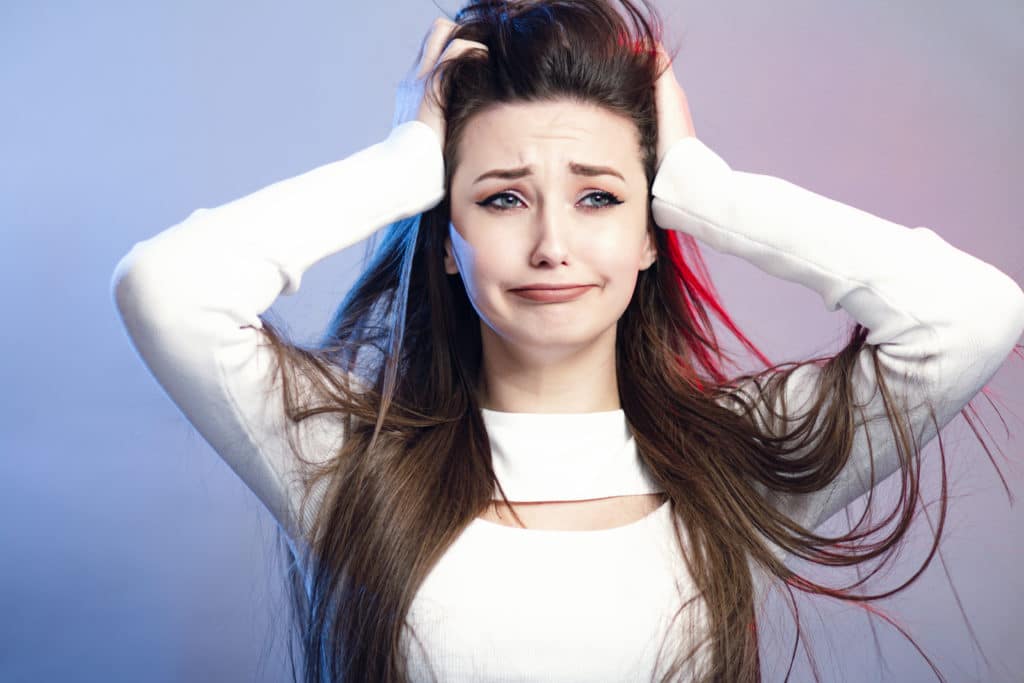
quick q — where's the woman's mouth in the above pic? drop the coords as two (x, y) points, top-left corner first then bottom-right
(509, 285), (595, 303)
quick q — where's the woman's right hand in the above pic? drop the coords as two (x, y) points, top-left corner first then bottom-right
(652, 41), (696, 170)
(392, 17), (488, 146)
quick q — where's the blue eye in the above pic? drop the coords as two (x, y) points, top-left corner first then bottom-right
(478, 192), (525, 210)
(580, 191), (623, 209)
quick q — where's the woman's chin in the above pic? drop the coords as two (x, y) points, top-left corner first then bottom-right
(497, 325), (617, 357)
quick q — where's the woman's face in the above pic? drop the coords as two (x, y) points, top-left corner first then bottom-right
(445, 99), (656, 364)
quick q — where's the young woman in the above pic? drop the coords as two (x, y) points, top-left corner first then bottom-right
(110, 1), (1024, 681)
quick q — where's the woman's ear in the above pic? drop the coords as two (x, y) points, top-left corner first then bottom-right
(639, 230), (657, 271)
(443, 232), (459, 274)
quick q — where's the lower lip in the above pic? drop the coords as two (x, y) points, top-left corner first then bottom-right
(510, 286), (594, 303)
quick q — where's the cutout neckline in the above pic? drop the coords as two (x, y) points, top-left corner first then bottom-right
(470, 495), (672, 535)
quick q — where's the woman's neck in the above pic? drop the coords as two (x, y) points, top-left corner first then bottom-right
(477, 328), (621, 414)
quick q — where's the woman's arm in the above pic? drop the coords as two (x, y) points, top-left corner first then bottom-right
(650, 135), (1024, 532)
(110, 120), (445, 541)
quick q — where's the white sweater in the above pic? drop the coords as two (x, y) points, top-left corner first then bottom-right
(110, 120), (1024, 681)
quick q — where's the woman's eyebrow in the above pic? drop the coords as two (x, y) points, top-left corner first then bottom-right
(473, 162), (625, 184)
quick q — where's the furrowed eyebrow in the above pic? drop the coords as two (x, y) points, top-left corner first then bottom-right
(472, 162), (625, 184)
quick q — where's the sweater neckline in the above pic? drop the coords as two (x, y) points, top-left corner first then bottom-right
(469, 495), (672, 536)
(478, 406), (665, 505)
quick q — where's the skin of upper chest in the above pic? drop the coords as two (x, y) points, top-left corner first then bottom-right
(476, 492), (668, 530)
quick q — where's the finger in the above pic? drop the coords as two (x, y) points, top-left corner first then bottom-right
(653, 42), (673, 78)
(421, 38), (488, 96)
(411, 21), (441, 73)
(417, 18), (459, 77)
(421, 38), (488, 111)
(436, 37), (489, 66)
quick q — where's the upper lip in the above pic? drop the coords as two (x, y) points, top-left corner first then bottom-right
(511, 283), (593, 291)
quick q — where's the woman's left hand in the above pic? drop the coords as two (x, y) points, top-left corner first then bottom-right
(653, 42), (696, 170)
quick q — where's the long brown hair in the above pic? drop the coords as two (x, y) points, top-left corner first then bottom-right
(252, 1), (1022, 680)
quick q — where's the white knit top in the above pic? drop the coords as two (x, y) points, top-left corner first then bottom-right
(110, 120), (1024, 681)
(405, 408), (704, 682)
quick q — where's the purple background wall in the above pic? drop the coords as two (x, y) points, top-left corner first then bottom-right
(2, 1), (1022, 680)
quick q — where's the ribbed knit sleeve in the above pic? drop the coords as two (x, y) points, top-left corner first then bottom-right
(650, 136), (1024, 531)
(110, 121), (446, 541)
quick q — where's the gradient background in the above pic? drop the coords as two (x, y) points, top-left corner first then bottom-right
(3, 1), (1023, 681)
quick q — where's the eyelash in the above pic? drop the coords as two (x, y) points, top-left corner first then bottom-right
(476, 190), (624, 212)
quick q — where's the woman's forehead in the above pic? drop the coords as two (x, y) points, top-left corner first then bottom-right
(455, 100), (644, 182)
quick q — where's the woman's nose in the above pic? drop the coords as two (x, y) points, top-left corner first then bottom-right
(529, 203), (572, 267)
